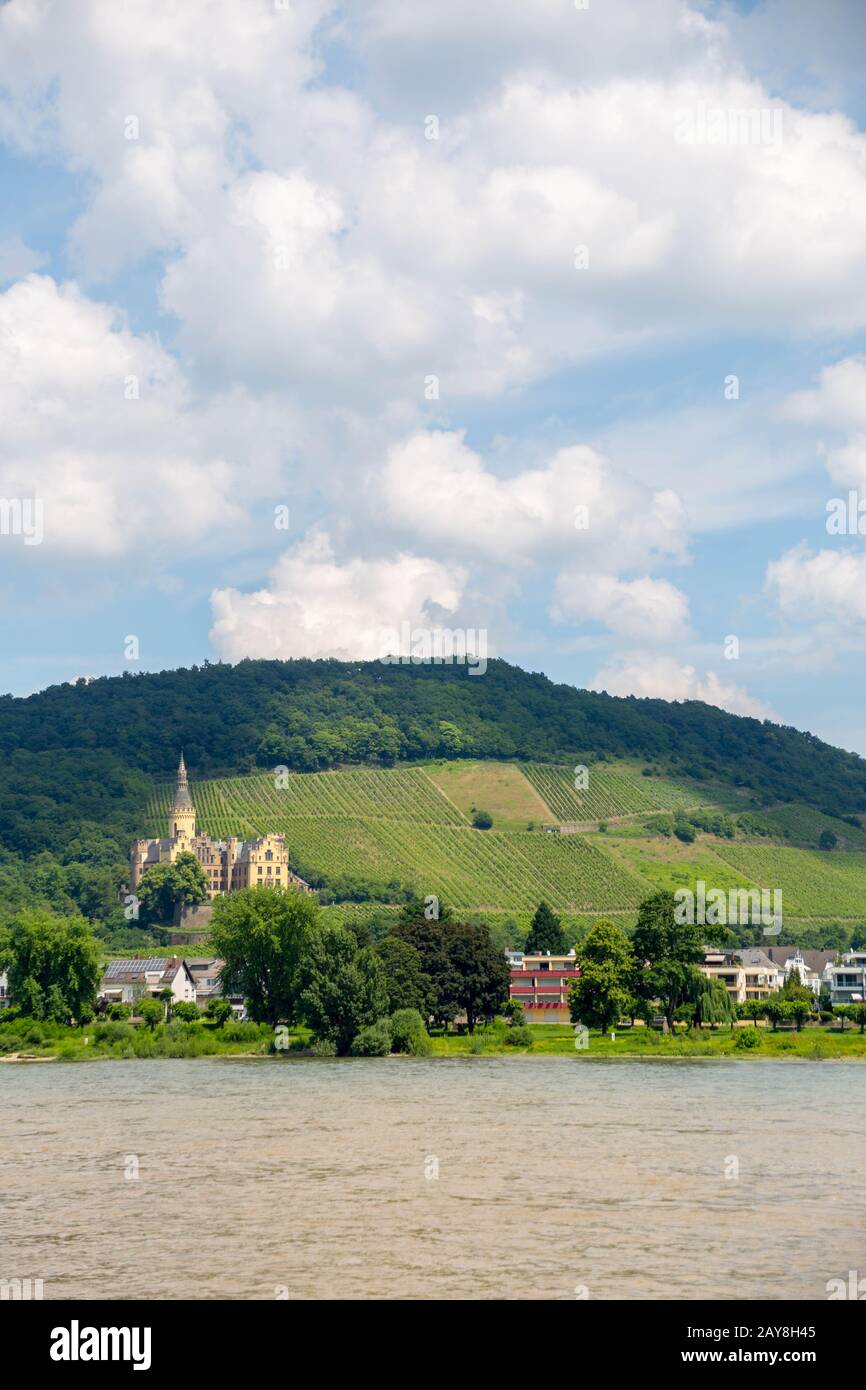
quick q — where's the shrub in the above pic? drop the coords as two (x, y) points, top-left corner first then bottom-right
(206, 997), (233, 1027)
(93, 1021), (134, 1045)
(171, 1001), (200, 1022)
(407, 1029), (433, 1056)
(390, 1008), (428, 1054)
(472, 809), (493, 830)
(350, 1018), (392, 1056)
(312, 1038), (338, 1057)
(221, 1021), (263, 1044)
(107, 1004), (132, 1021)
(504, 1024), (533, 1047)
(734, 1027), (762, 1050)
(502, 1000), (524, 1025)
(0, 1032), (24, 1054)
(137, 999), (163, 1031)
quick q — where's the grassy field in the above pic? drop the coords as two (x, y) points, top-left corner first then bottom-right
(9, 1019), (866, 1062)
(424, 758), (550, 831)
(429, 1022), (866, 1058)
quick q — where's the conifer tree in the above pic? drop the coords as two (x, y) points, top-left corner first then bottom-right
(525, 901), (566, 955)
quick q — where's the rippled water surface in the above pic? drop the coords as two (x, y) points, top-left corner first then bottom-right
(2, 1057), (864, 1299)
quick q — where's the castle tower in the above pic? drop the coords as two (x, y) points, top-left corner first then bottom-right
(169, 751), (196, 840)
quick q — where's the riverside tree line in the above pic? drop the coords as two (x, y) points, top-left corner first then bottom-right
(2, 885), (864, 1055)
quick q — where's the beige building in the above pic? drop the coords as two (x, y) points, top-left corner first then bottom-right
(130, 754), (310, 901)
(698, 949), (783, 1004)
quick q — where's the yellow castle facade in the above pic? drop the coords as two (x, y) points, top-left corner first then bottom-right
(130, 754), (310, 900)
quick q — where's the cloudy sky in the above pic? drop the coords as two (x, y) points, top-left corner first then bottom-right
(1, 0), (866, 750)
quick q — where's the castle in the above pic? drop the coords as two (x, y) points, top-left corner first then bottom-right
(130, 754), (310, 901)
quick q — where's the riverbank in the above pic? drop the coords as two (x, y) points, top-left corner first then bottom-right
(3, 1018), (866, 1060)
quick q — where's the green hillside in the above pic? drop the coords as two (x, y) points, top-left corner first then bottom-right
(144, 765), (652, 913)
(1, 658), (865, 954)
(142, 761), (866, 939)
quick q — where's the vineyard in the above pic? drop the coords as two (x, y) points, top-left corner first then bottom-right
(523, 763), (705, 822)
(710, 844), (866, 919)
(140, 761), (866, 921)
(144, 766), (651, 911)
(145, 766), (461, 837)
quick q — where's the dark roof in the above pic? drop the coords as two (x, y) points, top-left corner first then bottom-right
(101, 956), (189, 984)
(764, 946), (838, 972)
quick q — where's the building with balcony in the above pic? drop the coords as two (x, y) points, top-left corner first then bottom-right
(508, 950), (579, 1023)
(827, 951), (866, 1007)
(698, 949), (784, 1004)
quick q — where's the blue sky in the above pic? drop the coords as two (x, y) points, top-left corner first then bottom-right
(1, 0), (866, 752)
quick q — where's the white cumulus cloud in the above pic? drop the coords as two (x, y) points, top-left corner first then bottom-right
(591, 654), (777, 719)
(209, 528), (467, 663)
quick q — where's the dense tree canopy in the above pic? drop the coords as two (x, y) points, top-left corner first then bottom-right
(297, 924), (389, 1054)
(136, 851), (208, 925)
(4, 909), (101, 1024)
(632, 890), (726, 1031)
(209, 885), (318, 1025)
(569, 919), (636, 1033)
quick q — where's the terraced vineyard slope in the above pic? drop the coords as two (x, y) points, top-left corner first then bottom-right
(523, 762), (707, 822)
(145, 764), (650, 913)
(142, 760), (866, 930)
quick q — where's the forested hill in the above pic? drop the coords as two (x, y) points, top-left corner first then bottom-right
(2, 658), (865, 850)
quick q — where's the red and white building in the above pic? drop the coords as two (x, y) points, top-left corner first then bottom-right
(507, 950), (580, 1024)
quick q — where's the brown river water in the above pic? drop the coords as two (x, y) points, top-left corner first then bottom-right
(1, 1057), (864, 1300)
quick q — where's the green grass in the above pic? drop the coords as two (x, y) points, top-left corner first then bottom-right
(423, 759), (552, 831)
(603, 835), (760, 896)
(0, 1016), (279, 1061)
(7, 1017), (866, 1062)
(429, 1023), (866, 1058)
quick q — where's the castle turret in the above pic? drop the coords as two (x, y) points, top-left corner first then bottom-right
(169, 751), (196, 840)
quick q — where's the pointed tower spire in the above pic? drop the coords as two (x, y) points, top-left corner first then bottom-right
(169, 750), (196, 838)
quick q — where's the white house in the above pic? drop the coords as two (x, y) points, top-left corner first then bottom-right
(827, 951), (866, 1008)
(98, 957), (197, 1008)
